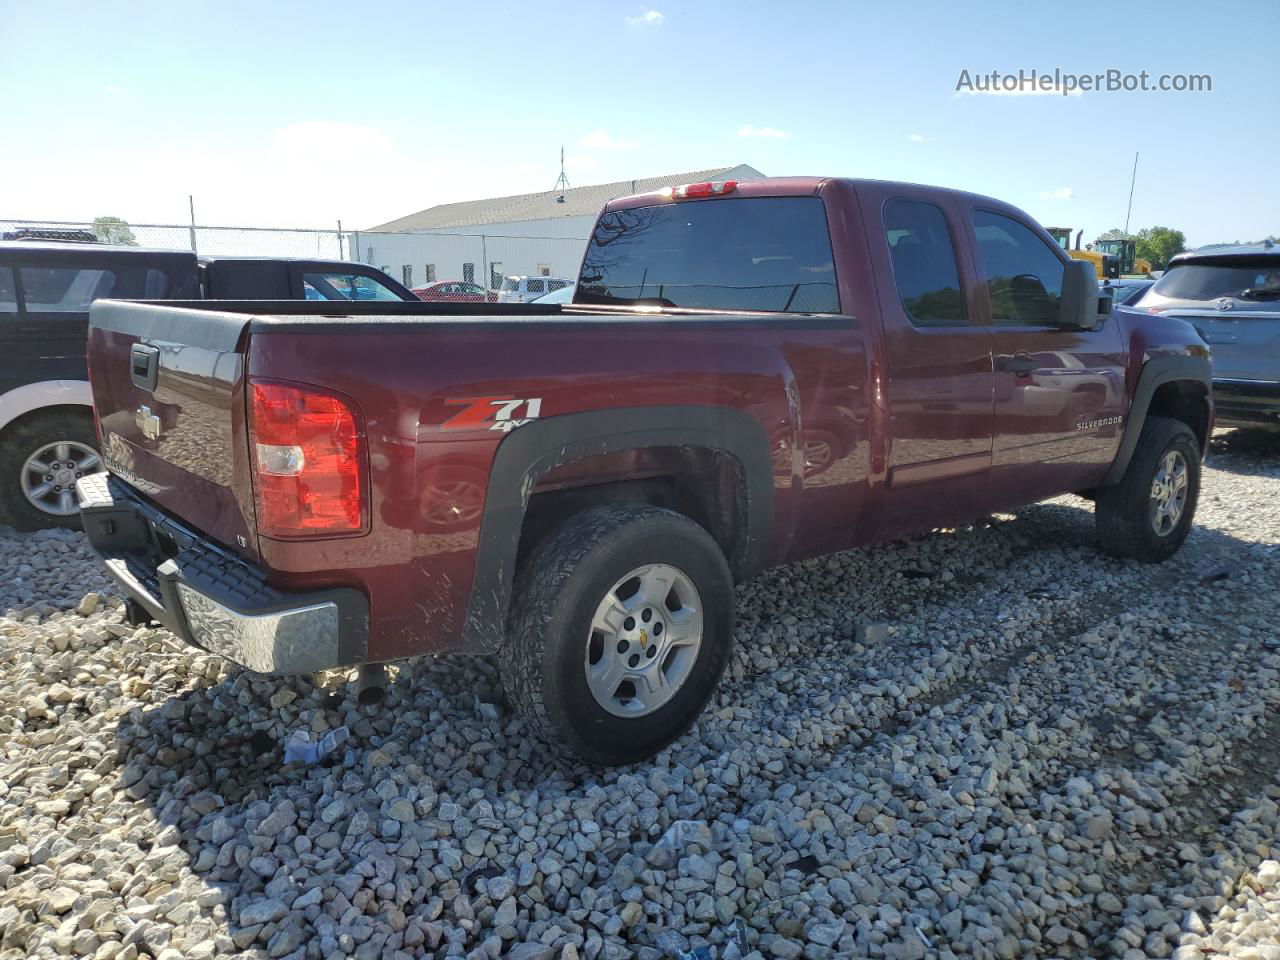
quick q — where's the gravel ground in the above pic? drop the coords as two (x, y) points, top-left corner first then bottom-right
(2, 429), (1279, 960)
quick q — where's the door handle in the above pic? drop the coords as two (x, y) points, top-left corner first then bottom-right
(995, 353), (1036, 376)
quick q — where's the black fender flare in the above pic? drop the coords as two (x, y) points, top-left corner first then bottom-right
(1101, 355), (1212, 486)
(459, 405), (774, 652)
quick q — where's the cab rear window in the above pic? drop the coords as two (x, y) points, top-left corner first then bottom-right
(577, 196), (839, 313)
(1153, 258), (1280, 302)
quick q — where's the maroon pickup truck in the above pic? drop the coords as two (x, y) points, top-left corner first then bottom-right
(77, 177), (1211, 764)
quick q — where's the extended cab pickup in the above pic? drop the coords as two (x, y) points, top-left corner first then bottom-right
(77, 177), (1212, 764)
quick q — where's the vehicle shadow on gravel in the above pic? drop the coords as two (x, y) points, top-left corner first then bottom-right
(106, 490), (1280, 957)
(1209, 427), (1280, 477)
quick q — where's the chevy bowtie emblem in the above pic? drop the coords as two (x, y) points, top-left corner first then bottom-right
(135, 405), (161, 441)
(1215, 297), (1234, 311)
(639, 629), (649, 648)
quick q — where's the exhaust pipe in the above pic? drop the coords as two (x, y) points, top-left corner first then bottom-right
(356, 663), (387, 706)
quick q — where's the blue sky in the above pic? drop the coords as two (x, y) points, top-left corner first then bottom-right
(1, 0), (1275, 246)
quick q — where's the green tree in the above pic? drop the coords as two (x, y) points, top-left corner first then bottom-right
(1134, 226), (1186, 270)
(91, 216), (138, 246)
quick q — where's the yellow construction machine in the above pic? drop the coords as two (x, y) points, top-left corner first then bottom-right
(1046, 227), (1120, 280)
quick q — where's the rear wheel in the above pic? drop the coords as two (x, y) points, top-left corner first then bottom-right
(500, 504), (734, 765)
(1096, 416), (1199, 562)
(0, 410), (100, 531)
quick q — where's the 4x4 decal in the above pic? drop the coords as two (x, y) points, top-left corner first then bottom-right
(442, 396), (544, 433)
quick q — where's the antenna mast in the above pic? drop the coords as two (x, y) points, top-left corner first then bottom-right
(553, 146), (571, 199)
(1123, 151), (1139, 237)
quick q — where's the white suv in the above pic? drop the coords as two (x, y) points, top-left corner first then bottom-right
(497, 275), (574, 304)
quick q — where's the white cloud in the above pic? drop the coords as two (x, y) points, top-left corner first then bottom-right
(625, 9), (664, 27)
(907, 133), (930, 143)
(578, 130), (639, 150)
(737, 124), (789, 139)
(1038, 187), (1074, 200)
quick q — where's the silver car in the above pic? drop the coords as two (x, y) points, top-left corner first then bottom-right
(1135, 242), (1280, 428)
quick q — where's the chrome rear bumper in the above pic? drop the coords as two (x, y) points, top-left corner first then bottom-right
(76, 473), (367, 675)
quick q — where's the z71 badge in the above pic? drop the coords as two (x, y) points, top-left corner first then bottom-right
(442, 396), (544, 433)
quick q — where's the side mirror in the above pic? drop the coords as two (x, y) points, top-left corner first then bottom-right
(1058, 260), (1102, 330)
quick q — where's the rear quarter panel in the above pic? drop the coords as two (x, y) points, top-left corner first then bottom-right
(248, 314), (868, 660)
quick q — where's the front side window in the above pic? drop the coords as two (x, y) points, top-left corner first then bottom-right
(578, 196), (839, 313)
(0, 267), (16, 318)
(883, 199), (966, 327)
(972, 211), (1065, 326)
(303, 272), (403, 301)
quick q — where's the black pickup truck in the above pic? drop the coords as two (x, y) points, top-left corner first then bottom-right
(0, 240), (416, 529)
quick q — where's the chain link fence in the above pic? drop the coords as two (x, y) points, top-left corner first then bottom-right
(0, 219), (589, 292)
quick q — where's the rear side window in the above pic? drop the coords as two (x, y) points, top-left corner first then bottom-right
(578, 196), (839, 313)
(884, 200), (966, 327)
(973, 211), (1065, 326)
(16, 265), (173, 313)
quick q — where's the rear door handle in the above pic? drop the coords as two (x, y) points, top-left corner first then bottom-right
(129, 343), (160, 392)
(995, 353), (1036, 375)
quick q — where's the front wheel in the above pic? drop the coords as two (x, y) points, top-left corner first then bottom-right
(0, 410), (101, 531)
(1095, 416), (1200, 562)
(500, 504), (735, 765)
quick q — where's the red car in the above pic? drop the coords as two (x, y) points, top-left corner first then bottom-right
(79, 176), (1211, 765)
(411, 280), (496, 303)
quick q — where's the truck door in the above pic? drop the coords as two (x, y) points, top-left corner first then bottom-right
(864, 189), (995, 540)
(967, 208), (1127, 500)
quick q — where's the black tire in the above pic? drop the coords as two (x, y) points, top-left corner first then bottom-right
(1096, 416), (1200, 562)
(0, 410), (99, 531)
(500, 503), (735, 766)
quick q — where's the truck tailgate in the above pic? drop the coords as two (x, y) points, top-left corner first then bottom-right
(88, 301), (258, 558)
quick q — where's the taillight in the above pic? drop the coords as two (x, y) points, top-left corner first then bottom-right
(670, 180), (738, 199)
(249, 380), (367, 538)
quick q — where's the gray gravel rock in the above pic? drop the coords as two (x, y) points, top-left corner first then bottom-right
(2, 433), (1280, 959)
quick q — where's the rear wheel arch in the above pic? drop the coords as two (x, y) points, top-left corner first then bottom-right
(458, 405), (774, 653)
(1102, 355), (1211, 486)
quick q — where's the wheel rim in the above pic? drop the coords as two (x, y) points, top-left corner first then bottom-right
(1149, 448), (1189, 536)
(21, 440), (100, 516)
(584, 563), (703, 718)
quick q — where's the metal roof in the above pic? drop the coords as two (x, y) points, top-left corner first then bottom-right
(364, 164), (764, 233)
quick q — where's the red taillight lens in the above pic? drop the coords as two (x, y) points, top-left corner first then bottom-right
(249, 380), (366, 538)
(672, 180), (738, 199)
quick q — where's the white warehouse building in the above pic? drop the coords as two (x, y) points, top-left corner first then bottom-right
(356, 164), (764, 291)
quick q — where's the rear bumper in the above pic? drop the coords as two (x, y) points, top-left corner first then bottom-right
(76, 472), (368, 674)
(1212, 378), (1280, 427)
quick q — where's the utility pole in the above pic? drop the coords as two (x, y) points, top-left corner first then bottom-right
(1123, 152), (1139, 237)
(337, 220), (344, 260)
(188, 195), (198, 254)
